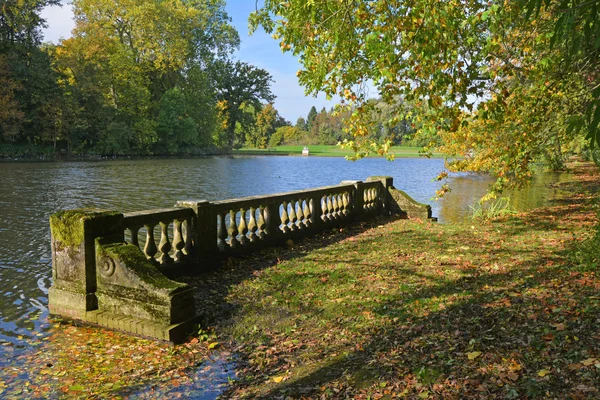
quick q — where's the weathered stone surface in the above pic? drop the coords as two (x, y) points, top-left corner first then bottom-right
(388, 187), (433, 220)
(95, 241), (196, 325)
(49, 210), (123, 318)
(365, 176), (434, 220)
(49, 209), (198, 343)
(175, 200), (216, 271)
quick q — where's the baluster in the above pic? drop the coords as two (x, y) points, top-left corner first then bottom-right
(326, 195), (334, 221)
(143, 223), (158, 261)
(184, 217), (193, 255)
(158, 221), (173, 264)
(320, 196), (327, 222)
(363, 189), (369, 210)
(342, 192), (349, 217)
(129, 226), (140, 248)
(257, 206), (266, 239)
(366, 188), (373, 210)
(371, 188), (377, 209)
(248, 207), (258, 242)
(172, 219), (185, 262)
(296, 200), (304, 229)
(217, 212), (227, 249)
(289, 200), (298, 231)
(303, 198), (311, 227)
(332, 194), (340, 219)
(281, 201), (290, 233)
(238, 209), (249, 245)
(228, 210), (239, 248)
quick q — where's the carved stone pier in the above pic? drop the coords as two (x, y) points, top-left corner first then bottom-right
(48, 176), (433, 342)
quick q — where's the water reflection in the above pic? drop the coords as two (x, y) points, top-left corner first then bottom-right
(437, 169), (571, 224)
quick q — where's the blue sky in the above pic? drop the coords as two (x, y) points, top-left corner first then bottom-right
(40, 1), (341, 123)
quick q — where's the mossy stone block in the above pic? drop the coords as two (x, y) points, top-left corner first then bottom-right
(388, 187), (433, 220)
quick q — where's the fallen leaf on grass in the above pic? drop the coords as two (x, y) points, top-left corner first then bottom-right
(537, 369), (550, 377)
(506, 372), (519, 381)
(508, 361), (522, 372)
(272, 376), (284, 383)
(467, 351), (482, 360)
(553, 323), (566, 331)
(581, 358), (597, 366)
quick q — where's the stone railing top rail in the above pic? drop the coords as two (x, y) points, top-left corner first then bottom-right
(211, 182), (361, 208)
(122, 207), (194, 226)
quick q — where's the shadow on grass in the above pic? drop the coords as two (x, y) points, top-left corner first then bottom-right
(178, 216), (405, 325)
(251, 243), (598, 398)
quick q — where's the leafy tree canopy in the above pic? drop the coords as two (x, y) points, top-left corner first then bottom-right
(212, 60), (275, 148)
(251, 0), (600, 196)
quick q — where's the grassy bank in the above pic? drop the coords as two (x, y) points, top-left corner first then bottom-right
(2, 164), (598, 399)
(233, 145), (442, 158)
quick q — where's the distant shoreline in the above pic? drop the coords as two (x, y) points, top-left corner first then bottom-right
(0, 145), (442, 162)
(233, 145), (443, 158)
(0, 145), (442, 164)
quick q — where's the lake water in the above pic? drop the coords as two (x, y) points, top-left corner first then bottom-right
(0, 156), (569, 364)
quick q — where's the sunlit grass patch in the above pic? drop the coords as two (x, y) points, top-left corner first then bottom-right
(233, 145), (442, 157)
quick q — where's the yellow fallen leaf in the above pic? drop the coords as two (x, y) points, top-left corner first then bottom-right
(508, 361), (522, 372)
(207, 342), (219, 349)
(467, 351), (482, 360)
(272, 376), (284, 383)
(537, 369), (550, 377)
(582, 358), (597, 366)
(553, 323), (566, 331)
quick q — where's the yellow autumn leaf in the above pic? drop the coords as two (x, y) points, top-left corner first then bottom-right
(581, 358), (597, 366)
(537, 369), (550, 377)
(272, 376), (284, 383)
(467, 351), (482, 360)
(207, 342), (219, 349)
(508, 361), (522, 372)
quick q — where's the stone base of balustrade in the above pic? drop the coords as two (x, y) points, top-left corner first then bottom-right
(48, 287), (98, 320)
(49, 308), (200, 343)
(387, 187), (435, 221)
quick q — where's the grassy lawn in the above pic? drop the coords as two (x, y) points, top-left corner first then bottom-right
(233, 145), (441, 158)
(3, 163), (598, 399)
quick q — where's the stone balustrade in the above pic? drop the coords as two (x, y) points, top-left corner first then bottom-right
(48, 176), (434, 342)
(122, 208), (195, 269)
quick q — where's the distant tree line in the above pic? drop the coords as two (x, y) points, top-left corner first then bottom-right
(268, 98), (427, 149)
(0, 0), (280, 156)
(0, 0), (429, 158)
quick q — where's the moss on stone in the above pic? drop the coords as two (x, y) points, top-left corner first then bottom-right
(97, 242), (185, 292)
(389, 187), (429, 207)
(50, 209), (121, 248)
